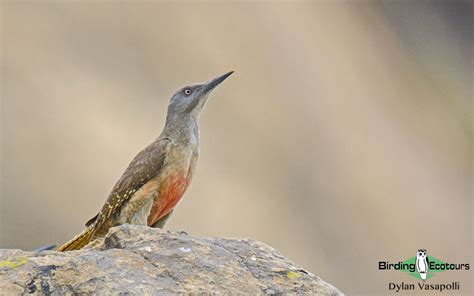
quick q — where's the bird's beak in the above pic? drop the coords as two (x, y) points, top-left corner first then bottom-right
(201, 71), (234, 94)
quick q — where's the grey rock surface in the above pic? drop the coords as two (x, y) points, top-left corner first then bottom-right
(0, 225), (343, 295)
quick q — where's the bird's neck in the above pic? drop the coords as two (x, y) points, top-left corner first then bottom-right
(162, 114), (200, 146)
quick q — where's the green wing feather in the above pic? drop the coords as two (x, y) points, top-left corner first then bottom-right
(93, 137), (171, 229)
(58, 137), (171, 251)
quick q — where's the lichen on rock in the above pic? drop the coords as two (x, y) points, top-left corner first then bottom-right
(0, 224), (343, 295)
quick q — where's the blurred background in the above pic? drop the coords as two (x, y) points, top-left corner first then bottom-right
(1, 1), (471, 294)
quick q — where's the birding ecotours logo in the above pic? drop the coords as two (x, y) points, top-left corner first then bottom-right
(379, 249), (470, 292)
(379, 249), (469, 281)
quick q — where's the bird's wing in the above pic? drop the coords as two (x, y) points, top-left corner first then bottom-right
(89, 137), (172, 231)
(85, 213), (98, 227)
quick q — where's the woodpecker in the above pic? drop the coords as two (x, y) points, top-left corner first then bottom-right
(58, 71), (233, 251)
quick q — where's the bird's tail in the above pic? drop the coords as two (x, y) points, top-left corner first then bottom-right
(419, 271), (427, 280)
(57, 227), (95, 252)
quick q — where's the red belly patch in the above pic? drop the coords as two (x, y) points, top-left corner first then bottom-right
(147, 173), (192, 226)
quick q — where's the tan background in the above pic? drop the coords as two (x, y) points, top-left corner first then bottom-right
(1, 1), (472, 294)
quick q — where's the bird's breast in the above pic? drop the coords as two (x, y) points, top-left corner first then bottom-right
(147, 145), (197, 226)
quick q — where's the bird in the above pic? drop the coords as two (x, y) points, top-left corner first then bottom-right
(58, 71), (233, 251)
(416, 249), (429, 281)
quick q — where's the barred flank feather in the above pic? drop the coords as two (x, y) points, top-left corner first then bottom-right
(57, 227), (94, 252)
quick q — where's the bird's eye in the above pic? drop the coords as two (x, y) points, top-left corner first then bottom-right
(184, 88), (192, 95)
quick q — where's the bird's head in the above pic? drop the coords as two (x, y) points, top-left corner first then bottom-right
(166, 71), (233, 121)
(417, 249), (427, 259)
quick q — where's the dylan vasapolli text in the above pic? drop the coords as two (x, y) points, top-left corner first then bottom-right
(389, 281), (460, 293)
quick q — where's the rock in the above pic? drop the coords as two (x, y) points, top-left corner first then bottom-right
(0, 225), (343, 295)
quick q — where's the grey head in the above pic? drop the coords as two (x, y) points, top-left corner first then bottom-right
(165, 71), (233, 125)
